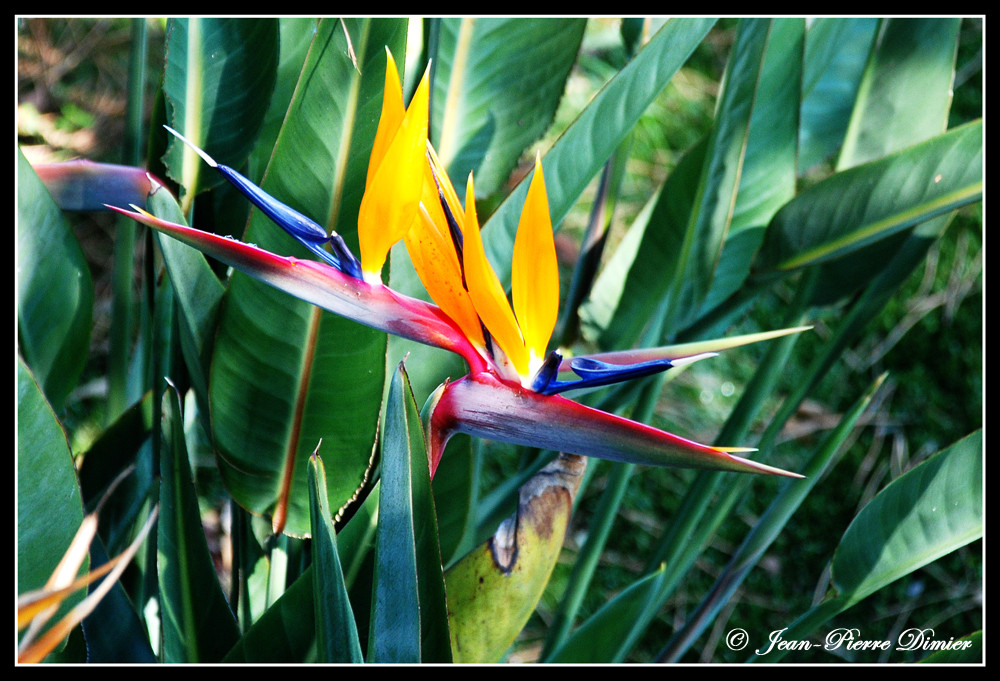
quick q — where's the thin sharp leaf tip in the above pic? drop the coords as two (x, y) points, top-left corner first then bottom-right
(163, 125), (218, 167)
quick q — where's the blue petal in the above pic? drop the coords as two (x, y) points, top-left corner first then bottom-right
(163, 125), (363, 278)
(537, 356), (676, 395)
(214, 165), (363, 279)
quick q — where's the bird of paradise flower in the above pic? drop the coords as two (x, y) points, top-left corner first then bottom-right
(111, 49), (805, 484)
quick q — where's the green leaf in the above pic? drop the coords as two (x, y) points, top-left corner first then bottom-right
(580, 18), (802, 346)
(17, 358), (88, 647)
(799, 18), (879, 170)
(579, 136), (707, 349)
(223, 567), (316, 663)
(146, 186), (223, 414)
(210, 18), (406, 537)
(158, 383), (240, 662)
(752, 120), (982, 276)
(368, 362), (451, 662)
(480, 17), (717, 284)
(308, 454), (363, 663)
(428, 18), (586, 198)
(838, 18), (960, 169)
(695, 18), (802, 316)
(17, 150), (93, 413)
(162, 18), (278, 207)
(248, 18), (318, 182)
(670, 18), (801, 329)
(811, 17), (962, 305)
(546, 564), (668, 663)
(832, 430), (982, 606)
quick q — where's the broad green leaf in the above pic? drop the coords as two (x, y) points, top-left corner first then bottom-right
(17, 358), (87, 650)
(546, 564), (668, 663)
(369, 362), (450, 662)
(158, 384), (240, 663)
(751, 120), (982, 277)
(832, 430), (982, 606)
(579, 136), (707, 349)
(17, 150), (93, 413)
(428, 18), (586, 198)
(248, 17), (318, 182)
(811, 17), (962, 305)
(693, 18), (802, 318)
(480, 17), (717, 284)
(308, 454), (363, 663)
(447, 454), (586, 663)
(838, 18), (960, 169)
(162, 18), (278, 208)
(799, 18), (879, 170)
(211, 18), (406, 537)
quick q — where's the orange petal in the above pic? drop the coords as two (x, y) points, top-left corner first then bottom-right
(511, 157), (558, 370)
(365, 48), (405, 191)
(358, 60), (430, 277)
(405, 193), (485, 347)
(462, 174), (529, 376)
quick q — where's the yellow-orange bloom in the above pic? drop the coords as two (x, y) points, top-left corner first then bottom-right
(357, 51), (559, 380)
(357, 49), (430, 280)
(460, 159), (557, 381)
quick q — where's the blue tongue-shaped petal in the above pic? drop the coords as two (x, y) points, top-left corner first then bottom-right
(164, 125), (363, 278)
(534, 352), (718, 395)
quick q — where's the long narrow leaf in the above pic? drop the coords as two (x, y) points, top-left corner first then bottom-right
(810, 17), (962, 305)
(658, 374), (886, 662)
(368, 362), (450, 662)
(308, 453), (363, 663)
(480, 17), (717, 282)
(158, 383), (239, 663)
(17, 358), (88, 655)
(752, 119), (982, 276)
(747, 430), (982, 662)
(799, 18), (879, 170)
(832, 430), (982, 605)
